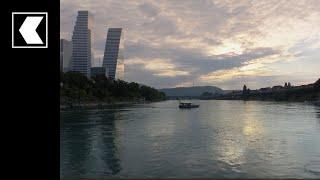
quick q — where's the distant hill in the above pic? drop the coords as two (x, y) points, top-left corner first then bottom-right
(159, 86), (223, 97)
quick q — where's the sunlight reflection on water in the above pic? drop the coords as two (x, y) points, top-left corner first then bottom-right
(61, 100), (320, 178)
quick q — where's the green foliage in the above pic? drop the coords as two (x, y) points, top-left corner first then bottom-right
(60, 71), (166, 104)
(140, 85), (166, 101)
(201, 92), (213, 96)
(315, 79), (320, 89)
(202, 78), (320, 102)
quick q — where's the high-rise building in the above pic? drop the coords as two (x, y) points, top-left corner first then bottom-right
(90, 67), (106, 77)
(102, 28), (124, 80)
(116, 48), (125, 80)
(71, 11), (93, 78)
(60, 39), (72, 72)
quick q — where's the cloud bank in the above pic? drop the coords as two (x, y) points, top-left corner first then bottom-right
(61, 0), (320, 89)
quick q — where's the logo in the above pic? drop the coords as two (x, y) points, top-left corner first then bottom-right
(12, 12), (48, 48)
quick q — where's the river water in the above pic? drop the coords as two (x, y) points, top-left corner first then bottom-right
(60, 100), (320, 178)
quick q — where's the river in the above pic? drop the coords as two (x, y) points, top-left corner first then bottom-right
(60, 100), (320, 178)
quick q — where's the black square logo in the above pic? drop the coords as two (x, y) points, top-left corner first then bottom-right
(12, 12), (48, 48)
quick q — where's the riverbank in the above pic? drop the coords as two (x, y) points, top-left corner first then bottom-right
(200, 79), (320, 103)
(60, 100), (155, 110)
(60, 71), (166, 109)
(201, 98), (320, 107)
(200, 91), (319, 102)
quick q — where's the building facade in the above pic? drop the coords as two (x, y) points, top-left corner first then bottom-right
(102, 28), (124, 80)
(60, 39), (72, 72)
(90, 67), (106, 77)
(71, 11), (94, 78)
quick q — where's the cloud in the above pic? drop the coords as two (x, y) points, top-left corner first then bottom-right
(138, 2), (160, 17)
(61, 0), (320, 89)
(126, 58), (190, 77)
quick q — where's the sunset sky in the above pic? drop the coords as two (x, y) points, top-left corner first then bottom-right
(60, 0), (320, 89)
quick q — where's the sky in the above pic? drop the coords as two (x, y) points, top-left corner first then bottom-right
(60, 0), (320, 90)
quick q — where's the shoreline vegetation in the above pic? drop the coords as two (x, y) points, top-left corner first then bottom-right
(60, 71), (320, 110)
(200, 79), (320, 103)
(60, 100), (147, 110)
(60, 71), (166, 110)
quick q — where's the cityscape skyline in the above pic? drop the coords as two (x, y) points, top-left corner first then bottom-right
(62, 11), (124, 80)
(61, 0), (320, 89)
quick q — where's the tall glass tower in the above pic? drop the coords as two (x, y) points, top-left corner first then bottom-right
(102, 28), (124, 80)
(71, 11), (93, 78)
(60, 39), (72, 72)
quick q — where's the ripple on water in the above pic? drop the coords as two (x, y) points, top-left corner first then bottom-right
(305, 161), (320, 175)
(61, 100), (320, 178)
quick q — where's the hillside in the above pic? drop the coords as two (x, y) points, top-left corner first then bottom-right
(160, 86), (223, 97)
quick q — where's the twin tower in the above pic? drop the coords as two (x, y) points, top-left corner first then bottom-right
(70, 10), (124, 79)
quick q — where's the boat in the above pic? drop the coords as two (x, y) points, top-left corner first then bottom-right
(314, 100), (320, 106)
(179, 102), (200, 109)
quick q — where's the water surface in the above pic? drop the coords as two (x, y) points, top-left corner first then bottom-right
(60, 100), (320, 178)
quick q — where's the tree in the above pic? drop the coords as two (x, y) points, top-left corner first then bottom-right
(315, 79), (320, 89)
(60, 71), (166, 104)
(202, 92), (213, 96)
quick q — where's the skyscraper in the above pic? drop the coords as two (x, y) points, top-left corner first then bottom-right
(102, 28), (124, 80)
(90, 67), (106, 77)
(71, 11), (93, 78)
(60, 39), (72, 72)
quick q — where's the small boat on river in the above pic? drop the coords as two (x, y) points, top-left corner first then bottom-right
(179, 102), (200, 109)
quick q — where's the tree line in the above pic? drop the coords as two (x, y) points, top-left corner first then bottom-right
(60, 71), (166, 104)
(200, 79), (320, 102)
(240, 79), (319, 101)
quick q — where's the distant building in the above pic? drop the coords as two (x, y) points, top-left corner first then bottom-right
(71, 10), (94, 78)
(259, 87), (271, 93)
(243, 85), (248, 95)
(272, 85), (283, 90)
(284, 82), (292, 88)
(90, 67), (106, 77)
(102, 28), (124, 80)
(60, 39), (72, 72)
